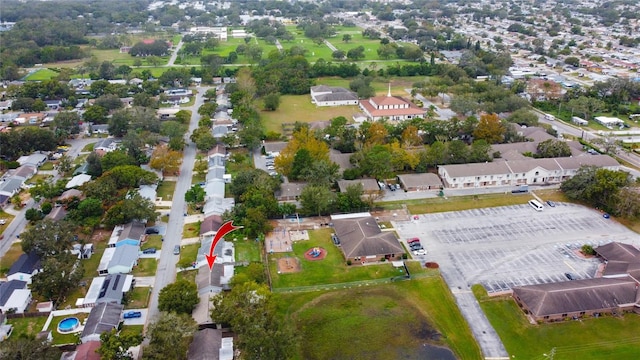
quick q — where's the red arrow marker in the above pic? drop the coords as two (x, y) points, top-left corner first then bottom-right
(205, 220), (242, 270)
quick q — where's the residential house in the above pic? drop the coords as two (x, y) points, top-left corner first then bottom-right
(196, 262), (233, 295)
(397, 173), (443, 191)
(80, 302), (123, 343)
(276, 182), (306, 201)
(358, 86), (426, 122)
(329, 149), (354, 173)
(187, 328), (234, 360)
(200, 214), (223, 240)
(202, 197), (235, 217)
(108, 222), (146, 248)
(337, 179), (380, 194)
(81, 274), (134, 307)
(93, 138), (120, 156)
(331, 215), (404, 263)
(310, 85), (359, 107)
(438, 155), (620, 189)
(60, 341), (101, 360)
(138, 184), (158, 202)
(0, 280), (31, 314)
(17, 153), (47, 168)
(204, 178), (226, 200)
(262, 142), (287, 156)
(91, 124), (109, 135)
(65, 174), (92, 189)
(45, 205), (67, 221)
(44, 100), (62, 110)
(58, 189), (84, 203)
(7, 252), (41, 284)
(106, 244), (139, 274)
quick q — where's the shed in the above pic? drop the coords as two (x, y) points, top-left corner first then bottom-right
(397, 173), (443, 191)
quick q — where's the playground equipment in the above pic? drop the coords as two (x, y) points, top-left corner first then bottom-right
(309, 247), (321, 258)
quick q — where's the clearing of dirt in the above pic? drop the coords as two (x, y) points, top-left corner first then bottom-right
(277, 257), (301, 273)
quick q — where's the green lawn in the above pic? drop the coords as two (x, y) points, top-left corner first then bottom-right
(474, 285), (640, 359)
(141, 234), (163, 250)
(7, 316), (48, 337)
(133, 258), (158, 277)
(39, 162), (54, 170)
(177, 268), (198, 284)
(25, 174), (52, 185)
(280, 276), (482, 360)
(91, 49), (170, 66)
(234, 239), (261, 263)
(156, 181), (176, 201)
(24, 68), (60, 81)
(120, 325), (144, 339)
(73, 154), (88, 165)
(50, 313), (89, 345)
(81, 142), (96, 152)
(0, 242), (24, 276)
(125, 286), (151, 309)
(178, 243), (200, 268)
(191, 172), (205, 185)
(269, 228), (401, 289)
(380, 192), (535, 214)
(260, 95), (361, 133)
(182, 222), (200, 238)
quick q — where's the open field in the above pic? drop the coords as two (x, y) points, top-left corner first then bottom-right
(156, 181), (176, 201)
(260, 95), (361, 133)
(317, 75), (426, 95)
(381, 192), (534, 214)
(7, 315), (48, 338)
(474, 285), (640, 359)
(234, 239), (261, 263)
(280, 276), (482, 360)
(24, 68), (60, 81)
(268, 228), (402, 289)
(133, 258), (158, 277)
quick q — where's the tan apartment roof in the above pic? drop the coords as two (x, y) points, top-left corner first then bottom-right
(397, 173), (442, 188)
(337, 179), (380, 193)
(332, 216), (403, 259)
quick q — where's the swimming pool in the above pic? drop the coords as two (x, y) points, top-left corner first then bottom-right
(57, 317), (80, 334)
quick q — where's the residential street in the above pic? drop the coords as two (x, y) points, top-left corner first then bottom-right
(145, 86), (209, 324)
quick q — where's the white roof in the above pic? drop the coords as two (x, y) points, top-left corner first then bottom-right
(98, 247), (116, 273)
(66, 174), (92, 189)
(3, 289), (31, 312)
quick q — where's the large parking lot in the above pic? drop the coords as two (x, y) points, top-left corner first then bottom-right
(395, 202), (640, 294)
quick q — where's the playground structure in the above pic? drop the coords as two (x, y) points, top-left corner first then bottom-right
(303, 247), (327, 261)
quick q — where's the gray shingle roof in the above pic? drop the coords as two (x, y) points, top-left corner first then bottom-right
(81, 302), (123, 340)
(397, 173), (442, 188)
(333, 217), (404, 258)
(8, 252), (41, 276)
(188, 328), (222, 360)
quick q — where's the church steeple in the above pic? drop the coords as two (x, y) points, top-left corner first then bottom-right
(387, 82), (391, 97)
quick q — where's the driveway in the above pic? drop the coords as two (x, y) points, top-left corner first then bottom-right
(394, 203), (640, 358)
(122, 309), (149, 326)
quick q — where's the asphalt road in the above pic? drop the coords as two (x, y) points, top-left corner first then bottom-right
(146, 86), (209, 324)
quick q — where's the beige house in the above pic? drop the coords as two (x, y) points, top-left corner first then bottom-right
(397, 173), (442, 191)
(332, 216), (404, 264)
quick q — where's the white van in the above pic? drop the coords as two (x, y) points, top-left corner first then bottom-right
(545, 114), (555, 121)
(528, 199), (544, 212)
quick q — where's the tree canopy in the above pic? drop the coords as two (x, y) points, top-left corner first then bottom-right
(158, 279), (200, 315)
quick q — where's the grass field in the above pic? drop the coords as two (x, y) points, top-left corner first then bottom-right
(474, 285), (640, 359)
(268, 228), (402, 289)
(24, 68), (60, 81)
(260, 95), (361, 133)
(182, 222), (200, 238)
(280, 276), (482, 360)
(178, 243), (200, 268)
(141, 234), (163, 250)
(125, 286), (151, 309)
(49, 313), (89, 344)
(7, 315), (48, 338)
(234, 239), (261, 263)
(380, 192), (535, 214)
(156, 181), (176, 201)
(133, 258), (158, 277)
(177, 268), (197, 284)
(0, 242), (24, 276)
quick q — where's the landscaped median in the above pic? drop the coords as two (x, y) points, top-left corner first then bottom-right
(472, 285), (640, 359)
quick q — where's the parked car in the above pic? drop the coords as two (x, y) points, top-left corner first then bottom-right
(407, 237), (420, 244)
(0, 219), (6, 225)
(142, 248), (156, 254)
(413, 249), (427, 256)
(331, 234), (341, 246)
(603, 213), (610, 219)
(546, 200), (556, 207)
(565, 273), (574, 280)
(410, 243), (423, 251)
(173, 245), (181, 255)
(123, 311), (142, 319)
(145, 228), (159, 235)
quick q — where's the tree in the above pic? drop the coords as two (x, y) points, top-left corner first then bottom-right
(263, 92), (280, 111)
(191, 127), (217, 152)
(108, 109), (131, 137)
(299, 185), (335, 216)
(0, 336), (60, 360)
(568, 96), (606, 121)
(149, 145), (182, 175)
(507, 108), (539, 126)
(83, 105), (108, 124)
(53, 112), (81, 136)
(142, 312), (197, 360)
(347, 46), (365, 61)
(97, 329), (142, 360)
(332, 49), (345, 60)
(210, 281), (296, 359)
(275, 127), (330, 178)
(473, 113), (505, 144)
(32, 252), (83, 304)
(564, 56), (580, 67)
(359, 144), (394, 179)
(184, 185), (205, 207)
(101, 150), (136, 172)
(57, 155), (73, 175)
(336, 183), (367, 212)
(104, 193), (158, 227)
(560, 166), (630, 214)
(342, 34), (352, 43)
(21, 219), (74, 257)
(25, 208), (44, 222)
(536, 139), (571, 158)
(158, 279), (200, 314)
(198, 102), (218, 117)
(86, 152), (103, 177)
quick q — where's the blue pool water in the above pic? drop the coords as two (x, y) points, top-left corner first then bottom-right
(57, 317), (80, 333)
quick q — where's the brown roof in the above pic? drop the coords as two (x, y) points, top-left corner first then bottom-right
(207, 144), (226, 157)
(277, 182), (306, 199)
(263, 141), (288, 154)
(512, 277), (639, 318)
(440, 161), (512, 178)
(337, 179), (380, 193)
(597, 242), (640, 263)
(329, 149), (354, 171)
(45, 206), (67, 221)
(188, 328), (222, 360)
(59, 189), (83, 200)
(332, 216), (403, 258)
(200, 215), (223, 236)
(74, 341), (101, 360)
(397, 173), (442, 188)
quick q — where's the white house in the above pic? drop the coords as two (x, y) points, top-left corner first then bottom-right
(310, 85), (359, 107)
(106, 244), (139, 274)
(358, 86), (426, 121)
(0, 280), (31, 314)
(7, 252), (41, 284)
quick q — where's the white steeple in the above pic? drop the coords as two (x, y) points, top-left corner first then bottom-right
(387, 82), (391, 97)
